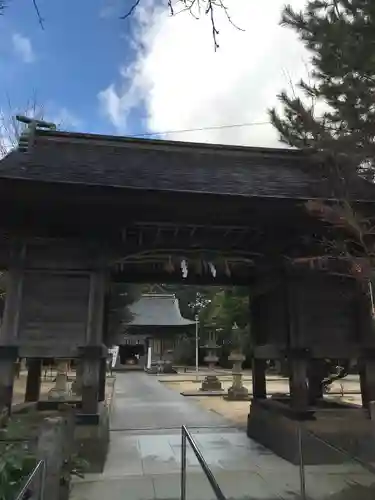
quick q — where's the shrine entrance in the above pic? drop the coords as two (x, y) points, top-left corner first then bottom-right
(0, 123), (375, 466)
(118, 344), (145, 365)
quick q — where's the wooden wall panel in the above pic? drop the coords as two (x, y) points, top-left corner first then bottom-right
(251, 283), (288, 346)
(293, 274), (359, 347)
(24, 242), (96, 269)
(18, 272), (90, 357)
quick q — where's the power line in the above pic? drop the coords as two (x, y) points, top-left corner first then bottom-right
(131, 120), (271, 138)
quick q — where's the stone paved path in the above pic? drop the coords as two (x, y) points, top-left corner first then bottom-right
(71, 373), (375, 500)
(110, 370), (232, 431)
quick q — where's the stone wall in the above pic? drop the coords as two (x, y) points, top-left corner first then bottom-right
(36, 409), (75, 500)
(1, 406), (75, 500)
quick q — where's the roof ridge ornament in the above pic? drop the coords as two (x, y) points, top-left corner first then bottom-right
(16, 115), (57, 154)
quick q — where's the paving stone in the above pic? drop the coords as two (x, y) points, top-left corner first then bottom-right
(152, 473), (217, 500)
(71, 373), (375, 500)
(71, 477), (155, 500)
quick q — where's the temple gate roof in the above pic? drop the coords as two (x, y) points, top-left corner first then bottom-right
(128, 294), (195, 327)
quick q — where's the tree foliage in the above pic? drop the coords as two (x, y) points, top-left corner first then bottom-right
(199, 286), (250, 350)
(270, 0), (375, 180)
(270, 0), (375, 280)
(270, 0), (375, 386)
(200, 287), (249, 330)
(106, 284), (142, 344)
(0, 445), (35, 500)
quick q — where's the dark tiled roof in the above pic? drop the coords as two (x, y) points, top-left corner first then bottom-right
(128, 294), (195, 326)
(0, 129), (373, 200)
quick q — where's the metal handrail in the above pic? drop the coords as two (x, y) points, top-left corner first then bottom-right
(15, 460), (45, 500)
(180, 425), (226, 500)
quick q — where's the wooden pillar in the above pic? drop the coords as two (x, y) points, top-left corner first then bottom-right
(359, 354), (375, 409)
(252, 359), (267, 399)
(81, 270), (106, 414)
(308, 359), (324, 405)
(25, 358), (42, 402)
(98, 357), (106, 402)
(358, 287), (375, 409)
(359, 362), (368, 408)
(82, 355), (100, 413)
(289, 353), (309, 411)
(0, 348), (18, 413)
(250, 291), (267, 399)
(285, 270), (309, 413)
(0, 245), (25, 413)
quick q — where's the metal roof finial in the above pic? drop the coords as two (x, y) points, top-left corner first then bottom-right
(16, 115), (57, 153)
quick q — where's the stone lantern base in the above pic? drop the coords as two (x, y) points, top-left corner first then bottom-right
(200, 357), (222, 391)
(226, 352), (249, 401)
(201, 375), (223, 391)
(48, 360), (70, 400)
(226, 382), (249, 400)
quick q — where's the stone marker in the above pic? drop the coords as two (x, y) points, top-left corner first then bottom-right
(48, 360), (70, 400)
(226, 351), (249, 400)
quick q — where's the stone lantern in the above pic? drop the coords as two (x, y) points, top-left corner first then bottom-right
(200, 330), (222, 391)
(162, 349), (177, 374)
(226, 324), (249, 400)
(48, 359), (70, 400)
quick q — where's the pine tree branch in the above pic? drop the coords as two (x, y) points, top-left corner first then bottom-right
(271, 0), (375, 282)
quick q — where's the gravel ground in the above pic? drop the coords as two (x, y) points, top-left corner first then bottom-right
(163, 377), (363, 428)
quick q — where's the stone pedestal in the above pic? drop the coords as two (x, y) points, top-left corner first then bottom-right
(48, 360), (69, 400)
(98, 357), (106, 402)
(36, 411), (75, 500)
(162, 349), (177, 374)
(81, 353), (101, 414)
(247, 397), (375, 465)
(200, 352), (222, 391)
(201, 374), (222, 391)
(74, 402), (110, 473)
(226, 352), (248, 400)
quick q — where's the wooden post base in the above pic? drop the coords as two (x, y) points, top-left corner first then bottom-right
(25, 358), (42, 402)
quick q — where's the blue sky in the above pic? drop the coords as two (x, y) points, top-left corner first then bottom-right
(0, 0), (309, 146)
(0, 0), (148, 136)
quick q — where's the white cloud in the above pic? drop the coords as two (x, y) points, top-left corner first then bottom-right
(98, 85), (123, 128)
(51, 107), (82, 130)
(12, 33), (35, 64)
(99, 0), (311, 147)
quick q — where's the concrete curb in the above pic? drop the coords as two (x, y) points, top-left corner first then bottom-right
(181, 390), (361, 397)
(158, 377), (287, 383)
(181, 390), (226, 397)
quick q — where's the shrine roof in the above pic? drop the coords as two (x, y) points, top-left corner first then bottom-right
(128, 293), (195, 327)
(0, 128), (374, 201)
